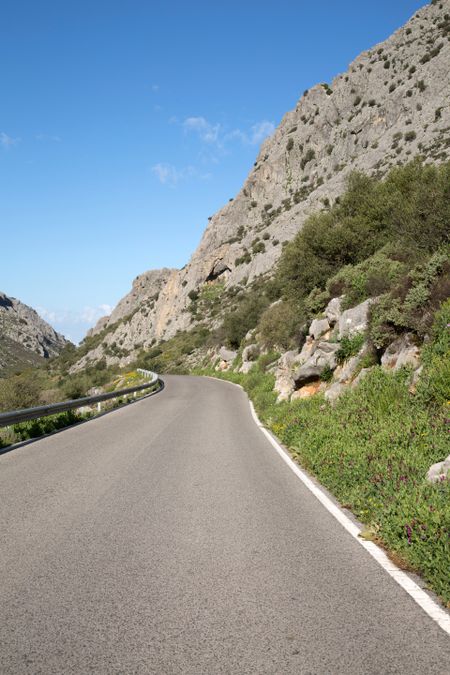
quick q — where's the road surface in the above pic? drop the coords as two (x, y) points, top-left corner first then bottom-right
(1, 375), (449, 674)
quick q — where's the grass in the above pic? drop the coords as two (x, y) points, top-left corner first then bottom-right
(195, 300), (450, 605)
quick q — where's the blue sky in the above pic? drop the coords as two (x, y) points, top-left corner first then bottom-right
(1, 0), (425, 342)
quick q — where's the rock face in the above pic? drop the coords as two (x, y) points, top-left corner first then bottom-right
(338, 299), (373, 338)
(309, 318), (330, 341)
(74, 1), (450, 369)
(294, 342), (341, 386)
(87, 268), (175, 337)
(381, 333), (421, 370)
(0, 291), (69, 375)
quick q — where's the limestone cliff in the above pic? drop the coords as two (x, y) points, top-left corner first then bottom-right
(74, 1), (450, 370)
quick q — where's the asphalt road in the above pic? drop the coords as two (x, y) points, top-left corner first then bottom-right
(1, 375), (449, 674)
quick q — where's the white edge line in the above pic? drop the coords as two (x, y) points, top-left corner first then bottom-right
(245, 399), (450, 636)
(204, 374), (450, 632)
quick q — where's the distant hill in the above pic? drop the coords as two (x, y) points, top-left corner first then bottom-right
(0, 292), (69, 376)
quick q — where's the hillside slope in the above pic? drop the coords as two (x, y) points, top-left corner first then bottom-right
(75, 0), (450, 371)
(0, 292), (69, 375)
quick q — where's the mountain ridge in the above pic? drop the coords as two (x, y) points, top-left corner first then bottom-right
(0, 291), (69, 375)
(74, 0), (450, 371)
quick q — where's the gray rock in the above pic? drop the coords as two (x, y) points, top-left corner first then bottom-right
(309, 318), (330, 340)
(294, 341), (340, 386)
(219, 346), (237, 362)
(242, 343), (259, 363)
(295, 337), (315, 366)
(426, 455), (450, 484)
(274, 350), (298, 401)
(325, 297), (342, 326)
(338, 299), (373, 338)
(381, 333), (421, 371)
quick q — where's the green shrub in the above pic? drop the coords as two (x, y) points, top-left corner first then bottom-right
(327, 250), (406, 308)
(258, 300), (301, 350)
(276, 160), (450, 307)
(336, 333), (365, 364)
(417, 299), (450, 406)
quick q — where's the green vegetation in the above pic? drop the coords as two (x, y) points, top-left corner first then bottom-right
(0, 369), (159, 448)
(271, 160), (449, 350)
(336, 333), (365, 364)
(198, 301), (450, 604)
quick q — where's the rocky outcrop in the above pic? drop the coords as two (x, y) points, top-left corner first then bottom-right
(309, 318), (330, 341)
(74, 1), (450, 370)
(0, 291), (69, 375)
(239, 344), (259, 374)
(338, 299), (373, 338)
(381, 333), (421, 371)
(294, 342), (341, 386)
(88, 268), (175, 337)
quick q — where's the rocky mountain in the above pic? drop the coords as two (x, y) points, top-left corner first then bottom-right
(75, 0), (450, 371)
(0, 292), (69, 375)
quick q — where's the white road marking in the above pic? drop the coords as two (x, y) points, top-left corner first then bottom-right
(246, 399), (450, 636)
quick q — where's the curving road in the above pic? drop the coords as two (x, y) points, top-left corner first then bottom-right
(1, 375), (449, 674)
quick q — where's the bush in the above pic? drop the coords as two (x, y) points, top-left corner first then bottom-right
(336, 333), (365, 364)
(327, 250), (406, 309)
(276, 160), (450, 306)
(220, 294), (271, 350)
(0, 374), (42, 412)
(258, 300), (301, 350)
(368, 249), (450, 348)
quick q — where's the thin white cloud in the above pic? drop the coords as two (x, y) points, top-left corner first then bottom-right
(37, 304), (113, 326)
(0, 131), (20, 149)
(225, 120), (275, 146)
(151, 162), (210, 187)
(183, 117), (222, 145)
(151, 84), (159, 92)
(181, 116), (274, 150)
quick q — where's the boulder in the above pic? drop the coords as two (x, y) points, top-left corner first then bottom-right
(325, 297), (342, 326)
(426, 455), (450, 483)
(309, 318), (330, 341)
(242, 343), (259, 363)
(381, 334), (421, 371)
(293, 341), (340, 386)
(219, 346), (237, 362)
(338, 299), (372, 338)
(274, 350), (297, 402)
(296, 336), (315, 365)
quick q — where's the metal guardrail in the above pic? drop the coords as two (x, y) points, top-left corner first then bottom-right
(0, 369), (161, 428)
